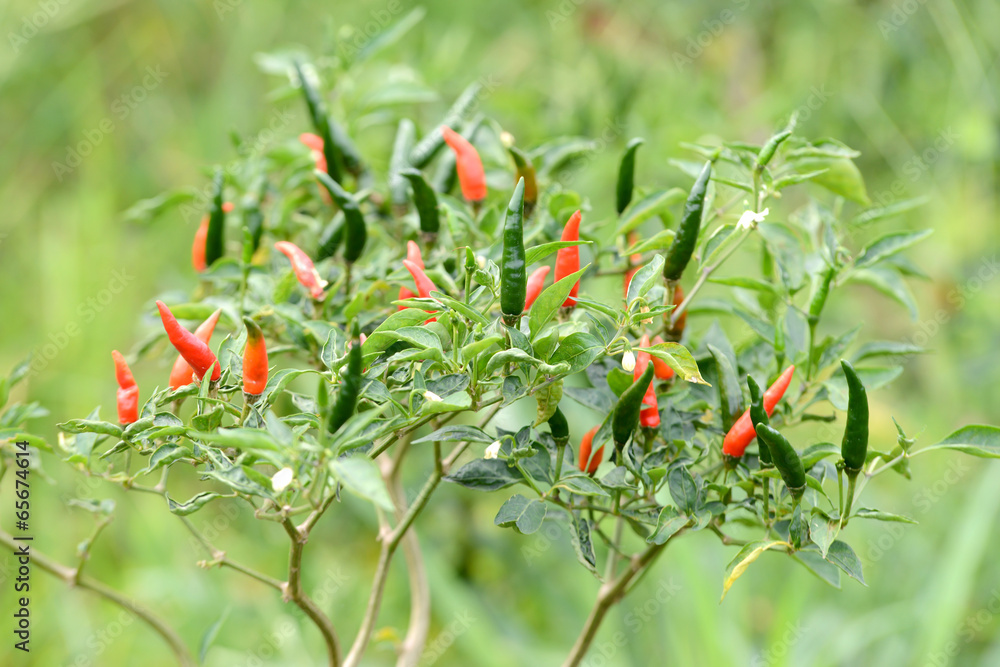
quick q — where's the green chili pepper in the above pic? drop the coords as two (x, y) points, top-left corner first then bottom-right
(611, 361), (655, 450)
(807, 265), (836, 326)
(408, 81), (484, 169)
(316, 213), (344, 261)
(708, 345), (741, 432)
(755, 423), (805, 500)
(328, 327), (363, 436)
(389, 119), (416, 210)
(293, 60), (342, 183)
(242, 178), (266, 256)
(401, 168), (440, 236)
(500, 178), (527, 327)
(204, 169), (226, 267)
(315, 171), (367, 263)
(616, 137), (644, 215)
(840, 359), (869, 472)
(663, 160), (711, 281)
(508, 146), (538, 217)
(755, 128), (793, 172)
(330, 119), (364, 177)
(547, 406), (569, 446)
(746, 375), (772, 468)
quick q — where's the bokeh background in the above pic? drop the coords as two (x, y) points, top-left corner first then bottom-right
(2, 1), (999, 665)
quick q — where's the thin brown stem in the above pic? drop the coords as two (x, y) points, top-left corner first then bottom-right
(281, 518), (341, 666)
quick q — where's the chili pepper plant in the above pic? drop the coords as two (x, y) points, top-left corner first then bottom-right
(7, 40), (1000, 667)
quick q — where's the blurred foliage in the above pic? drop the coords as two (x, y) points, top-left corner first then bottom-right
(1, 0), (999, 665)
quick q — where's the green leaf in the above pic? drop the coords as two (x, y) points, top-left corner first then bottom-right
(824, 366), (902, 411)
(848, 267), (917, 319)
(329, 456), (394, 511)
(808, 510), (840, 558)
(421, 391), (473, 415)
(851, 196), (929, 226)
(568, 515), (598, 576)
(549, 332), (603, 375)
(430, 291), (490, 326)
(494, 494), (547, 534)
(445, 458), (524, 491)
(167, 492), (224, 516)
(920, 425), (1000, 458)
(355, 6), (426, 61)
(721, 541), (789, 601)
(638, 342), (708, 385)
(647, 506), (690, 545)
(363, 309), (434, 355)
(710, 276), (780, 296)
(557, 473), (610, 497)
(793, 157), (869, 205)
(855, 229), (933, 269)
(624, 229), (676, 255)
(193, 428), (281, 452)
(529, 265), (589, 339)
(825, 540), (866, 585)
(413, 425), (494, 445)
(615, 188), (686, 235)
(525, 240), (592, 266)
(792, 550), (841, 589)
(626, 254), (665, 304)
(667, 465), (698, 514)
(385, 326), (442, 350)
(485, 349), (541, 375)
(199, 608), (229, 664)
(58, 419), (123, 438)
(853, 508), (917, 524)
(853, 341), (926, 363)
(461, 335), (503, 360)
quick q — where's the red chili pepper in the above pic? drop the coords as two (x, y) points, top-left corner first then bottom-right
(397, 241), (425, 310)
(111, 350), (139, 424)
(299, 132), (327, 173)
(524, 265), (550, 311)
(555, 210), (582, 307)
(242, 317), (268, 397)
(169, 308), (222, 389)
(649, 335), (675, 380)
(156, 301), (221, 382)
(577, 425), (604, 475)
(274, 241), (327, 300)
(192, 202), (234, 272)
(403, 259), (437, 298)
(441, 126), (486, 203)
(635, 336), (660, 428)
(722, 365), (796, 458)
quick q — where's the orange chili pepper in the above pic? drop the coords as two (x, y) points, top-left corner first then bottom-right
(169, 308), (222, 389)
(524, 265), (550, 311)
(112, 350), (139, 424)
(441, 126), (486, 203)
(554, 210), (582, 307)
(722, 365), (796, 458)
(577, 425), (603, 475)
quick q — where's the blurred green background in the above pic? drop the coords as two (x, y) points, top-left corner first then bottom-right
(2, 0), (999, 665)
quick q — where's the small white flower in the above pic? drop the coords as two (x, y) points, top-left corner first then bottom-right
(499, 131), (515, 148)
(271, 467), (294, 492)
(484, 441), (502, 459)
(736, 207), (769, 231)
(423, 390), (442, 402)
(622, 350), (636, 372)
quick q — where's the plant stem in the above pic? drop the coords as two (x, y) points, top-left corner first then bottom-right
(178, 516), (284, 591)
(0, 528), (195, 667)
(281, 518), (341, 666)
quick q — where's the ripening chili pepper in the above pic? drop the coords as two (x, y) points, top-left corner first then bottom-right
(403, 259), (436, 298)
(649, 336), (675, 380)
(635, 336), (660, 429)
(274, 241), (327, 300)
(169, 308), (222, 389)
(300, 132), (328, 173)
(314, 171), (367, 263)
(555, 210), (582, 308)
(441, 125), (487, 203)
(755, 424), (805, 500)
(192, 202), (234, 272)
(242, 317), (268, 398)
(500, 178), (527, 327)
(722, 365), (795, 458)
(328, 326), (363, 435)
(747, 375), (772, 468)
(508, 146), (538, 217)
(623, 231), (643, 299)
(548, 406), (569, 446)
(156, 301), (221, 382)
(397, 242), (426, 309)
(577, 425), (603, 475)
(616, 138), (644, 215)
(663, 161), (711, 282)
(612, 361), (655, 450)
(666, 284), (687, 340)
(111, 350), (139, 425)
(840, 360), (869, 473)
(524, 266), (550, 311)
(294, 61), (342, 182)
(401, 168), (441, 236)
